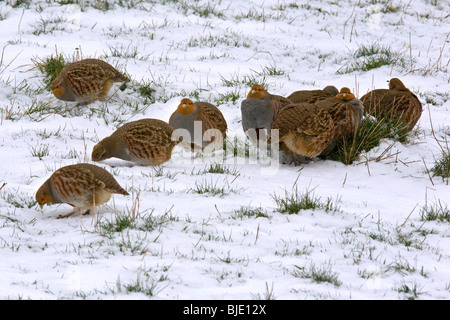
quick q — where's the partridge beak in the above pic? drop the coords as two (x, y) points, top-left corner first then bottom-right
(252, 90), (256, 94)
(182, 103), (187, 108)
(342, 93), (347, 98)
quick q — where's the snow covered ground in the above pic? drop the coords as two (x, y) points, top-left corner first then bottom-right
(0, 0), (449, 300)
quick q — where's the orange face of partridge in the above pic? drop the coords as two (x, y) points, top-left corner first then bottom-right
(36, 183), (53, 208)
(336, 87), (355, 101)
(247, 85), (266, 99)
(177, 98), (195, 115)
(50, 79), (65, 98)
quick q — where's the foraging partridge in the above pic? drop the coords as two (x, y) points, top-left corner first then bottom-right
(169, 98), (227, 151)
(92, 118), (178, 166)
(50, 58), (130, 103)
(287, 85), (339, 103)
(271, 87), (363, 162)
(271, 103), (335, 162)
(241, 84), (292, 145)
(314, 87), (364, 156)
(360, 78), (422, 131)
(35, 163), (129, 219)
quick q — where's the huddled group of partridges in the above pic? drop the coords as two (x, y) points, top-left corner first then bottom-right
(34, 58), (422, 219)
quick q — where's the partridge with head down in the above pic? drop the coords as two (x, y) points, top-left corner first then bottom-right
(35, 163), (129, 219)
(92, 118), (177, 166)
(50, 58), (129, 103)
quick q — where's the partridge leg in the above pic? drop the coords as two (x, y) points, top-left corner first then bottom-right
(57, 209), (79, 219)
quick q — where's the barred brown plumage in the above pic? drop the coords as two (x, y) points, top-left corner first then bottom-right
(50, 58), (129, 103)
(271, 103), (335, 161)
(360, 78), (422, 131)
(270, 87), (364, 162)
(287, 85), (339, 104)
(35, 163), (128, 219)
(314, 87), (364, 157)
(91, 119), (177, 166)
(169, 98), (227, 152)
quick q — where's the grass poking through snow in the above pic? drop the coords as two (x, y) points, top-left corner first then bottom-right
(328, 116), (413, 165)
(272, 186), (341, 215)
(337, 43), (408, 74)
(32, 54), (68, 90)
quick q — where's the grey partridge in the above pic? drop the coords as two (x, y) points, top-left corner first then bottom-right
(314, 87), (364, 156)
(271, 87), (364, 162)
(50, 58), (130, 103)
(92, 118), (177, 166)
(271, 103), (335, 162)
(360, 78), (422, 131)
(287, 85), (339, 103)
(35, 163), (129, 219)
(240, 84), (292, 145)
(169, 98), (227, 151)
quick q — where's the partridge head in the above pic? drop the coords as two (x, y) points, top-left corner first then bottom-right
(50, 58), (130, 103)
(312, 87), (364, 157)
(36, 163), (129, 219)
(241, 84), (292, 145)
(169, 98), (227, 151)
(389, 78), (407, 90)
(336, 87), (354, 100)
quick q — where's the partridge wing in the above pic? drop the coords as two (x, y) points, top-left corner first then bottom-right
(270, 96), (292, 126)
(274, 104), (332, 138)
(198, 103), (228, 135)
(80, 59), (129, 82)
(288, 90), (333, 104)
(51, 165), (105, 203)
(360, 89), (394, 117)
(76, 164), (128, 195)
(65, 63), (116, 98)
(124, 122), (175, 160)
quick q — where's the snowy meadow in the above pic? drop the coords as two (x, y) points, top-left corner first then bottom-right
(0, 0), (449, 300)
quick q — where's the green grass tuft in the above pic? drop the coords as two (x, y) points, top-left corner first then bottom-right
(292, 263), (342, 287)
(32, 54), (68, 90)
(180, 2), (225, 18)
(337, 43), (408, 74)
(201, 163), (240, 176)
(187, 178), (244, 197)
(431, 152), (450, 180)
(419, 200), (450, 223)
(231, 205), (269, 219)
(29, 144), (50, 160)
(272, 187), (341, 215)
(215, 89), (241, 106)
(1, 190), (37, 209)
(328, 116), (412, 165)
